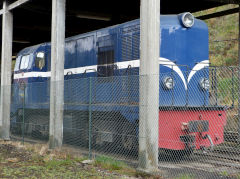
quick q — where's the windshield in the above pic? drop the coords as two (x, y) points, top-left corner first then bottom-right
(20, 55), (30, 70)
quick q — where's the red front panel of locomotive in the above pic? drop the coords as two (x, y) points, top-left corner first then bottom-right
(158, 109), (226, 150)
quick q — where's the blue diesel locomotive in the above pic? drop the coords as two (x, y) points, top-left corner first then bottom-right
(12, 13), (226, 153)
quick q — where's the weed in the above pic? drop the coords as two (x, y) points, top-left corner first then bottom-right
(236, 173), (240, 179)
(221, 170), (229, 177)
(175, 174), (195, 179)
(45, 158), (73, 170)
(94, 155), (127, 170)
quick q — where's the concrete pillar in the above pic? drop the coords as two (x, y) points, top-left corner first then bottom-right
(49, 0), (66, 149)
(0, 0), (13, 140)
(138, 0), (160, 172)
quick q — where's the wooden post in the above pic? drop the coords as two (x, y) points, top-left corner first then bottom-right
(49, 0), (66, 148)
(138, 0), (160, 172)
(0, 0), (13, 140)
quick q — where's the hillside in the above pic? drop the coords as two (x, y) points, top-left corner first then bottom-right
(194, 4), (239, 66)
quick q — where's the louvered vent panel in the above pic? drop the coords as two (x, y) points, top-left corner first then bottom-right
(121, 33), (140, 61)
(121, 24), (140, 61)
(132, 33), (140, 60)
(122, 36), (132, 61)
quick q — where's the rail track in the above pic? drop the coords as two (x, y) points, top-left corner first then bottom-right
(224, 131), (239, 143)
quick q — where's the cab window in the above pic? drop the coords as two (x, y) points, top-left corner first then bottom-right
(35, 52), (45, 70)
(97, 35), (115, 77)
(14, 56), (21, 71)
(97, 47), (114, 77)
(20, 55), (30, 70)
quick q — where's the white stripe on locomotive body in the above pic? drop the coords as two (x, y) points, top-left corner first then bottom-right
(13, 58), (209, 90)
(187, 60), (209, 83)
(14, 71), (51, 79)
(159, 58), (187, 90)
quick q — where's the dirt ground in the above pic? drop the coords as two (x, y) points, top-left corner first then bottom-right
(1, 140), (238, 179)
(0, 140), (145, 179)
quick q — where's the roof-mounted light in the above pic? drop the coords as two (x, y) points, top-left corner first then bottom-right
(179, 12), (195, 28)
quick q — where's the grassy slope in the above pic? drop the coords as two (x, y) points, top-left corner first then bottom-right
(194, 4), (239, 66)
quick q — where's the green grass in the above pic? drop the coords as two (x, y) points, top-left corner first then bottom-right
(0, 146), (115, 178)
(221, 170), (230, 177)
(175, 174), (195, 179)
(0, 157), (114, 179)
(217, 76), (238, 104)
(94, 155), (137, 177)
(94, 155), (128, 170)
(0, 142), (140, 179)
(45, 158), (73, 169)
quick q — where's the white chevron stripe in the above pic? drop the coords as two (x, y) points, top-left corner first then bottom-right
(159, 58), (187, 90)
(187, 60), (209, 83)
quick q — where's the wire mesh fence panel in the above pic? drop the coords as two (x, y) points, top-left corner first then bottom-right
(209, 40), (238, 67)
(63, 78), (90, 149)
(8, 67), (240, 178)
(63, 76), (140, 160)
(209, 67), (239, 141)
(10, 81), (50, 143)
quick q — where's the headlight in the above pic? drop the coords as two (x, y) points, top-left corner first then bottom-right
(181, 12), (195, 28)
(163, 76), (175, 90)
(199, 78), (210, 90)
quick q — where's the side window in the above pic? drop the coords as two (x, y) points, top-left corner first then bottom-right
(97, 36), (115, 77)
(97, 47), (114, 77)
(35, 52), (45, 70)
(14, 56), (21, 71)
(47, 51), (51, 71)
(20, 55), (30, 70)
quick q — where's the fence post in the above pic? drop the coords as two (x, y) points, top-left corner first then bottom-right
(22, 83), (26, 145)
(88, 77), (93, 159)
(238, 5), (240, 143)
(231, 67), (235, 108)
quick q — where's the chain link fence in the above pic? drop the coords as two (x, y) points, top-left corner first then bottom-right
(9, 67), (240, 178)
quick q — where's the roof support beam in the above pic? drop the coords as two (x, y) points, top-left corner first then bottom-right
(197, 7), (239, 20)
(0, 0), (13, 140)
(139, 0), (160, 172)
(8, 0), (30, 11)
(0, 0), (31, 15)
(207, 0), (239, 4)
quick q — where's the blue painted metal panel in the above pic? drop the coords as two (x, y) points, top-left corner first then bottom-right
(12, 14), (210, 124)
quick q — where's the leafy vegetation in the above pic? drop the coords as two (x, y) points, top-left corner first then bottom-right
(194, 4), (239, 66)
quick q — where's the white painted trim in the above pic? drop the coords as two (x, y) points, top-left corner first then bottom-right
(159, 58), (187, 90)
(187, 60), (209, 83)
(13, 61), (139, 80)
(14, 58), (209, 91)
(14, 71), (51, 79)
